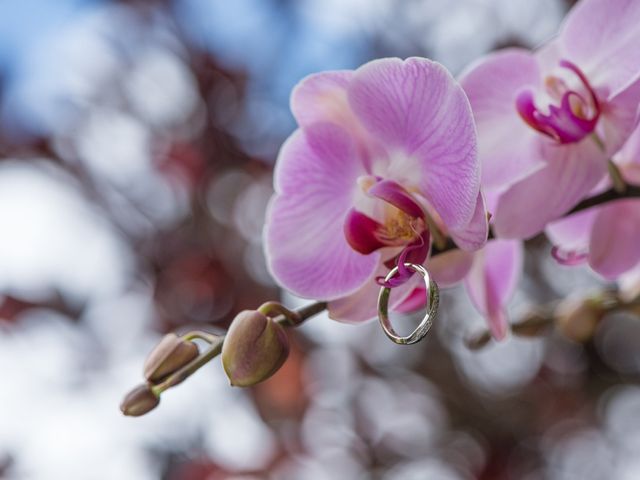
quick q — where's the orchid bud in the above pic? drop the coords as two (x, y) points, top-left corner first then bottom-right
(221, 310), (290, 387)
(144, 333), (199, 382)
(555, 298), (604, 343)
(120, 384), (160, 416)
(464, 330), (492, 350)
(512, 312), (550, 338)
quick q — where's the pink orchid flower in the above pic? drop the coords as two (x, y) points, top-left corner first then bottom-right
(546, 125), (640, 279)
(459, 0), (640, 240)
(264, 57), (488, 323)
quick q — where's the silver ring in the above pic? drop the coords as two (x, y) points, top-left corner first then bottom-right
(377, 263), (439, 345)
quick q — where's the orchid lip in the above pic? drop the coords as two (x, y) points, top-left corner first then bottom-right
(344, 178), (428, 253)
(367, 179), (424, 218)
(516, 59), (600, 144)
(343, 204), (425, 255)
(343, 208), (387, 254)
(551, 245), (588, 266)
(376, 230), (431, 288)
(344, 178), (434, 288)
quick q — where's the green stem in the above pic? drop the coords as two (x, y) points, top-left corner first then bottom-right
(181, 331), (220, 344)
(275, 301), (327, 326)
(258, 301), (301, 325)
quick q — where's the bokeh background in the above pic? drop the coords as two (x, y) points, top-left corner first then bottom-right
(3, 0), (640, 479)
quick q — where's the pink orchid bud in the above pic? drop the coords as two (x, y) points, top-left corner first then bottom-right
(221, 310), (290, 387)
(143, 333), (199, 382)
(120, 384), (160, 417)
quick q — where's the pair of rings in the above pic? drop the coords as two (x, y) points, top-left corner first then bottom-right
(377, 263), (440, 345)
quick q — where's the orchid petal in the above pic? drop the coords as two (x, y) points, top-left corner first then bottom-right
(589, 200), (640, 279)
(367, 179), (424, 218)
(348, 57), (479, 230)
(395, 287), (429, 314)
(464, 240), (523, 341)
(265, 123), (377, 300)
(459, 49), (544, 190)
(598, 76), (640, 157)
(448, 192), (489, 252)
(535, 40), (563, 74)
(560, 0), (640, 97)
(493, 139), (607, 239)
(425, 249), (474, 287)
(616, 123), (640, 167)
(615, 125), (640, 186)
(291, 71), (354, 127)
(546, 208), (599, 254)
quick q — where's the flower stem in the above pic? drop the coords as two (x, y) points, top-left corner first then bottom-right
(275, 301), (328, 326)
(181, 331), (220, 343)
(428, 185), (640, 257)
(567, 184), (640, 215)
(149, 301), (327, 397)
(465, 291), (640, 350)
(258, 301), (301, 325)
(607, 159), (627, 193)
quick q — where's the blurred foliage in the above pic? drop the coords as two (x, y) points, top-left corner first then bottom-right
(4, 1), (640, 479)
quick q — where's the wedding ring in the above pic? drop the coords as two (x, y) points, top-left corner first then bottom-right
(377, 263), (439, 345)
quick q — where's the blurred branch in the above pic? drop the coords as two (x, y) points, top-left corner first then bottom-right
(567, 185), (640, 214)
(121, 301), (327, 415)
(432, 185), (640, 256)
(465, 290), (640, 350)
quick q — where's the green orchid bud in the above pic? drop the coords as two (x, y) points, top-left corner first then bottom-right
(120, 384), (160, 417)
(144, 333), (199, 382)
(221, 310), (290, 387)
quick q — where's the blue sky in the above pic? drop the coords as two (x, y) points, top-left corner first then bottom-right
(0, 0), (101, 73)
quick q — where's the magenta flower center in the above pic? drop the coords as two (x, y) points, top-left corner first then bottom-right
(377, 211), (425, 245)
(515, 60), (600, 144)
(343, 178), (431, 287)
